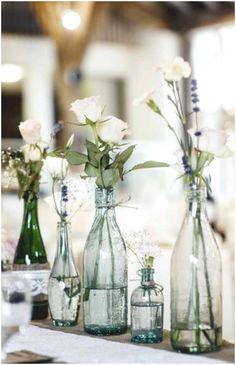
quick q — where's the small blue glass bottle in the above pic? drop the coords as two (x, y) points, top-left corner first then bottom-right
(131, 268), (164, 343)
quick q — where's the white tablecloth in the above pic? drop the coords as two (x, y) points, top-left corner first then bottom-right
(4, 325), (233, 364)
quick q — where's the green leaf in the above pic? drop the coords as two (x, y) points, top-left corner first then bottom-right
(86, 140), (99, 167)
(96, 168), (120, 188)
(196, 152), (214, 172)
(84, 163), (99, 178)
(48, 146), (66, 157)
(65, 151), (88, 165)
(110, 145), (135, 168)
(127, 160), (169, 173)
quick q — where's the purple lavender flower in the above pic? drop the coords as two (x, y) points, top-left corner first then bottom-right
(50, 121), (64, 138)
(181, 155), (192, 175)
(191, 79), (200, 113)
(61, 184), (68, 202)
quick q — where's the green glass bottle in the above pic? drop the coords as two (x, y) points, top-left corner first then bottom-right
(13, 190), (50, 320)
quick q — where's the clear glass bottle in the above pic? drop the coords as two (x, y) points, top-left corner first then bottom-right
(171, 184), (222, 353)
(48, 221), (81, 327)
(13, 190), (49, 320)
(83, 188), (127, 336)
(131, 268), (164, 343)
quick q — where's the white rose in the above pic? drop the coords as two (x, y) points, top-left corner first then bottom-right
(188, 127), (233, 158)
(70, 96), (103, 124)
(21, 144), (42, 163)
(96, 116), (130, 144)
(43, 156), (68, 179)
(19, 119), (42, 144)
(159, 57), (191, 82)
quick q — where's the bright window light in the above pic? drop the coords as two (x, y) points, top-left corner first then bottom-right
(1, 64), (24, 83)
(62, 10), (81, 30)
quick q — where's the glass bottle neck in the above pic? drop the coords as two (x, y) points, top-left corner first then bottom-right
(141, 268), (155, 286)
(185, 184), (207, 217)
(22, 191), (40, 227)
(57, 221), (72, 257)
(95, 188), (115, 213)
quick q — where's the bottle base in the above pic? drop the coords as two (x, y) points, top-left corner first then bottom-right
(84, 324), (127, 336)
(171, 327), (222, 354)
(52, 319), (78, 327)
(131, 332), (163, 344)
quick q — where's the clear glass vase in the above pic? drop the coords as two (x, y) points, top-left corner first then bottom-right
(83, 188), (127, 336)
(13, 190), (49, 320)
(48, 221), (81, 327)
(171, 184), (222, 353)
(131, 268), (164, 343)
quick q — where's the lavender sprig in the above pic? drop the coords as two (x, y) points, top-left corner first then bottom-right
(191, 79), (200, 113)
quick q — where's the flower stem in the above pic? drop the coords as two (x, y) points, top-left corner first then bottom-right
(106, 211), (115, 288)
(198, 216), (215, 329)
(91, 214), (105, 289)
(91, 124), (105, 188)
(193, 218), (201, 346)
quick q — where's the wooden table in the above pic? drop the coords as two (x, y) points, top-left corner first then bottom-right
(29, 318), (234, 363)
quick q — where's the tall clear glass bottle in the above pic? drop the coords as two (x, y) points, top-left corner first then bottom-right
(48, 221), (81, 327)
(83, 188), (127, 336)
(131, 268), (164, 343)
(171, 184), (222, 353)
(13, 190), (50, 320)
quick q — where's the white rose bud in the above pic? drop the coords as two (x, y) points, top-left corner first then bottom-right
(188, 127), (233, 158)
(66, 134), (75, 149)
(43, 156), (68, 179)
(21, 144), (42, 163)
(96, 116), (130, 144)
(70, 96), (103, 124)
(19, 119), (42, 144)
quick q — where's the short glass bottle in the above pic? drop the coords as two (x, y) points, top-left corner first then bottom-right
(48, 221), (81, 327)
(131, 268), (164, 343)
(83, 188), (127, 336)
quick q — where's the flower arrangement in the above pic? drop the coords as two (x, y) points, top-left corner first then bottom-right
(44, 138), (92, 223)
(135, 56), (232, 190)
(125, 230), (161, 269)
(2, 119), (48, 198)
(50, 96), (169, 188)
(134, 56), (233, 353)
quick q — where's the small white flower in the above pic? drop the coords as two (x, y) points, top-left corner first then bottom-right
(44, 177), (93, 219)
(139, 241), (161, 258)
(70, 96), (103, 124)
(96, 115), (130, 144)
(157, 57), (191, 82)
(188, 127), (233, 158)
(21, 144), (42, 163)
(18, 119), (42, 144)
(133, 89), (155, 106)
(125, 230), (161, 267)
(43, 156), (68, 179)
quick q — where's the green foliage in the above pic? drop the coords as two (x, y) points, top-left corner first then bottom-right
(66, 151), (88, 165)
(126, 160), (169, 173)
(50, 118), (169, 189)
(2, 149), (44, 198)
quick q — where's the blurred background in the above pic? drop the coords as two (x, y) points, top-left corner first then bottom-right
(1, 1), (234, 341)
